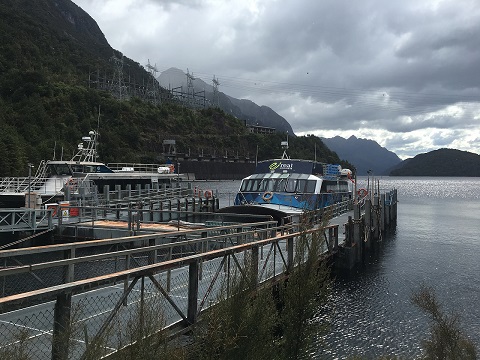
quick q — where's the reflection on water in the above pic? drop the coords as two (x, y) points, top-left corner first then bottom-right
(317, 177), (480, 359)
(198, 177), (480, 358)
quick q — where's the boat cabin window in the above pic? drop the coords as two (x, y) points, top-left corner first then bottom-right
(286, 179), (297, 192)
(71, 164), (114, 174)
(240, 175), (317, 194)
(295, 179), (317, 193)
(321, 180), (350, 193)
(47, 164), (72, 176)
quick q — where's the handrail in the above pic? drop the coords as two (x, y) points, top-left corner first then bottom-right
(0, 223), (339, 305)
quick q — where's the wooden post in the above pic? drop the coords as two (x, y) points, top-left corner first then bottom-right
(385, 192), (391, 227)
(327, 227), (333, 253)
(334, 225), (339, 251)
(103, 185), (110, 205)
(353, 203), (361, 262)
(346, 216), (353, 246)
(287, 235), (294, 271)
(187, 260), (199, 324)
(166, 247), (172, 292)
(381, 194), (386, 232)
(251, 245), (259, 285)
(64, 248), (75, 283)
(51, 292), (72, 360)
(373, 195), (380, 241)
(148, 238), (156, 265)
(365, 199), (371, 251)
(177, 198), (181, 221)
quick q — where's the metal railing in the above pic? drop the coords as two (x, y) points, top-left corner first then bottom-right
(0, 208), (53, 233)
(0, 221), (339, 360)
(107, 163), (174, 173)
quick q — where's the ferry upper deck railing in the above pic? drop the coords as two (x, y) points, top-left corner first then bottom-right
(0, 161), (49, 193)
(107, 163), (175, 173)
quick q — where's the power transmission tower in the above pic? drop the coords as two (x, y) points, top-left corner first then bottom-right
(186, 68), (196, 106)
(145, 59), (160, 104)
(212, 75), (220, 107)
(110, 53), (126, 100)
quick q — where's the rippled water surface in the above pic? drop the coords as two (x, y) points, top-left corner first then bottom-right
(318, 177), (480, 359)
(204, 177), (480, 359)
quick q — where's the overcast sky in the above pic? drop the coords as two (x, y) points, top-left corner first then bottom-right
(73, 0), (480, 159)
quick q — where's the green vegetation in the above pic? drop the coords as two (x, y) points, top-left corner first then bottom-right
(188, 220), (333, 360)
(0, 0), (350, 177)
(390, 149), (480, 176)
(412, 285), (477, 359)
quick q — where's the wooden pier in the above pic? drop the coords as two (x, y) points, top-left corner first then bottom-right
(0, 188), (398, 359)
(336, 189), (398, 269)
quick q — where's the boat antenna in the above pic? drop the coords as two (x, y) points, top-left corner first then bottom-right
(281, 132), (289, 159)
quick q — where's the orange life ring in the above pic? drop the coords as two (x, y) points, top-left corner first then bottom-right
(262, 191), (274, 201)
(357, 188), (368, 198)
(204, 190), (213, 198)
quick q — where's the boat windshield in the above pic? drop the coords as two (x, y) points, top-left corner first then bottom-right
(46, 163), (73, 176)
(240, 173), (317, 193)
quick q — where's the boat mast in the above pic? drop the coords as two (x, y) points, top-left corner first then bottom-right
(281, 132), (289, 159)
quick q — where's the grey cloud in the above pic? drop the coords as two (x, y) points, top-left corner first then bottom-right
(73, 0), (480, 156)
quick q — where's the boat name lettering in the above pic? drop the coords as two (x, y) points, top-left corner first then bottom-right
(269, 162), (292, 171)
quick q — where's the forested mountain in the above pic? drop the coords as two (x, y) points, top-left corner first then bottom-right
(390, 149), (480, 176)
(0, 0), (348, 177)
(321, 136), (402, 175)
(158, 67), (294, 134)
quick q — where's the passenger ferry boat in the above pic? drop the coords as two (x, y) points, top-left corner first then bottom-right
(0, 131), (182, 208)
(220, 141), (354, 223)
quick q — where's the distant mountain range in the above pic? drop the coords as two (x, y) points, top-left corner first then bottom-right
(390, 149), (480, 176)
(158, 68), (294, 134)
(321, 136), (402, 175)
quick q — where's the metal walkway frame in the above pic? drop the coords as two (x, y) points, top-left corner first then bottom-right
(0, 221), (339, 360)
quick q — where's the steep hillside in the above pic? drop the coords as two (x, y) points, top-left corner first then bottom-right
(0, 0), (347, 177)
(390, 149), (480, 176)
(321, 136), (402, 175)
(158, 67), (294, 134)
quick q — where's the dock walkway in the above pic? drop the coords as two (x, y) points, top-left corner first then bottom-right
(0, 189), (398, 360)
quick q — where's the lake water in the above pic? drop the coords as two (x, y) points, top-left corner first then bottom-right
(199, 177), (480, 358)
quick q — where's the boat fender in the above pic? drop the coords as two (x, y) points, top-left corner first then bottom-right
(204, 190), (213, 198)
(262, 191), (274, 201)
(357, 188), (368, 198)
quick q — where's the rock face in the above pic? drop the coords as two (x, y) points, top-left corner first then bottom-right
(390, 148), (480, 176)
